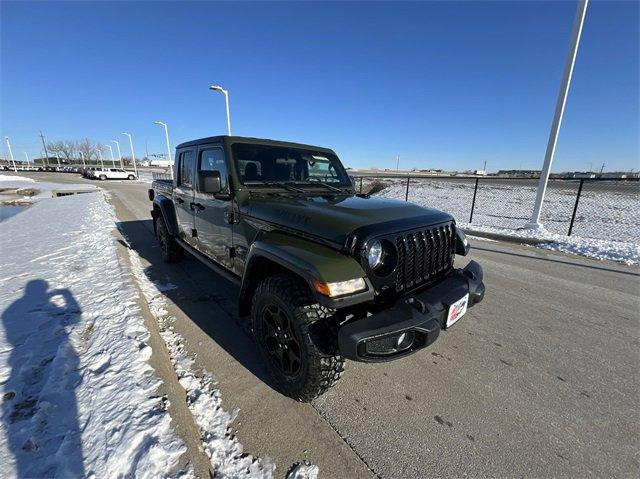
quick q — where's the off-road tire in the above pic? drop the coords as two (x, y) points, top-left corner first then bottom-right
(155, 216), (183, 263)
(99, 174), (107, 180)
(251, 274), (344, 401)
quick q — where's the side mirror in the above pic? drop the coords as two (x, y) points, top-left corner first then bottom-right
(198, 170), (222, 194)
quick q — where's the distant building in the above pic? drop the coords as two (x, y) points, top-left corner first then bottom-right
(572, 172), (597, 179)
(497, 169), (540, 178)
(600, 172), (629, 179)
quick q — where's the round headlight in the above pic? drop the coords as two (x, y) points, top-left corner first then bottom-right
(367, 240), (384, 269)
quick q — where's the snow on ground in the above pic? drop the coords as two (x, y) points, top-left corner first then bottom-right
(0, 180), (187, 477)
(0, 175), (34, 183)
(372, 178), (639, 265)
(125, 238), (316, 478)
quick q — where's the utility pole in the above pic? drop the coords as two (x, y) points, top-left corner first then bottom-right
(526, 0), (588, 229)
(55, 152), (62, 169)
(24, 152), (30, 167)
(483, 160), (487, 172)
(396, 155), (400, 172)
(4, 137), (17, 172)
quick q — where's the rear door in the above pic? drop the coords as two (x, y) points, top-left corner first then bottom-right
(193, 144), (234, 270)
(173, 148), (197, 245)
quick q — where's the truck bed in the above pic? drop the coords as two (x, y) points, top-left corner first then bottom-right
(152, 179), (173, 195)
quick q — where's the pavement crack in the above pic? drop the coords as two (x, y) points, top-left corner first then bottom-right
(311, 403), (382, 479)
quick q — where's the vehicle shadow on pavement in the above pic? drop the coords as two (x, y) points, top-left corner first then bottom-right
(116, 219), (277, 390)
(1, 280), (85, 477)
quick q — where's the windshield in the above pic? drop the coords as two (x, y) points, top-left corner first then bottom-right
(231, 143), (351, 187)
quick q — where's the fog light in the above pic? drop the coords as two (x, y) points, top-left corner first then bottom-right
(396, 331), (415, 350)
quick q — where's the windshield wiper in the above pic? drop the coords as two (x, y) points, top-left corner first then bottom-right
(244, 180), (307, 194)
(297, 178), (348, 193)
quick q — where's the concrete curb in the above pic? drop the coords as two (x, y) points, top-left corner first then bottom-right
(462, 228), (553, 245)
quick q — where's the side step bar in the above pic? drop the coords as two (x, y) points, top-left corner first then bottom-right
(175, 238), (242, 287)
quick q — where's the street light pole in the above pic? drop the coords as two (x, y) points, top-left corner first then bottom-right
(4, 137), (17, 172)
(79, 151), (86, 168)
(112, 140), (123, 168)
(525, 0), (589, 229)
(55, 152), (62, 169)
(154, 121), (174, 179)
(209, 85), (231, 135)
(24, 152), (30, 167)
(98, 149), (105, 169)
(106, 144), (116, 167)
(122, 132), (138, 177)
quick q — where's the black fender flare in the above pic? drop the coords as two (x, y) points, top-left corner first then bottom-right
(238, 231), (373, 316)
(152, 195), (179, 236)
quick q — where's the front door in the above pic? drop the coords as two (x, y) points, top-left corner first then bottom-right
(174, 149), (196, 246)
(193, 144), (234, 270)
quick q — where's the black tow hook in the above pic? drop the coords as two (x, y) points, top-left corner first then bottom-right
(406, 296), (427, 313)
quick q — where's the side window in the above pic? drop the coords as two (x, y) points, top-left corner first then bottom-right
(179, 150), (195, 187)
(199, 148), (228, 191)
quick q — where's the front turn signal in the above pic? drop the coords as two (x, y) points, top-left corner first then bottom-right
(312, 278), (366, 297)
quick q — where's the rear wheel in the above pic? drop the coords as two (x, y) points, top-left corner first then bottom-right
(99, 174), (107, 180)
(128, 174), (135, 180)
(251, 274), (344, 401)
(155, 216), (183, 263)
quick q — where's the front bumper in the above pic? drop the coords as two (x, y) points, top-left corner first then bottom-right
(337, 260), (485, 362)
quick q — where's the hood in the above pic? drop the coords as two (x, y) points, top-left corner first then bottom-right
(245, 194), (454, 246)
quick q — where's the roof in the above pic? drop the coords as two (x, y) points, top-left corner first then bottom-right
(175, 135), (335, 154)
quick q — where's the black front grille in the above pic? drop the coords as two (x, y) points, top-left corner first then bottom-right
(394, 223), (455, 292)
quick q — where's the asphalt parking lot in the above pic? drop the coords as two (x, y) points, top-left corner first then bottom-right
(7, 171), (639, 478)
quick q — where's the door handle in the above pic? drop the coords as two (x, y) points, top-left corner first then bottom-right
(190, 202), (205, 211)
(175, 197), (184, 204)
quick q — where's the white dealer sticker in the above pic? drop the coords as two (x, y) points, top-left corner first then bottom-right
(446, 294), (469, 328)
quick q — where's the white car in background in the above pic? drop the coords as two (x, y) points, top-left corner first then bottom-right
(93, 168), (137, 180)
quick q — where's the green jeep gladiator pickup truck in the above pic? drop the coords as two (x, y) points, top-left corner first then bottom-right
(149, 136), (485, 401)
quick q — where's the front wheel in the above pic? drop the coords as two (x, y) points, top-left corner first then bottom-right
(251, 275), (344, 401)
(99, 174), (107, 180)
(128, 174), (135, 180)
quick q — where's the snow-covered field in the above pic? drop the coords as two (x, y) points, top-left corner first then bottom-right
(368, 177), (640, 265)
(0, 178), (316, 478)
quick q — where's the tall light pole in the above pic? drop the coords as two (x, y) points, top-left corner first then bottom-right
(24, 152), (30, 167)
(122, 132), (138, 177)
(39, 131), (50, 168)
(106, 144), (116, 167)
(97, 148), (105, 169)
(154, 121), (174, 178)
(4, 137), (17, 172)
(112, 140), (123, 168)
(55, 152), (62, 169)
(525, 0), (589, 229)
(209, 85), (231, 135)
(79, 151), (86, 168)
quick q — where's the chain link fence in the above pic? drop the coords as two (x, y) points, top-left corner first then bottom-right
(353, 175), (639, 243)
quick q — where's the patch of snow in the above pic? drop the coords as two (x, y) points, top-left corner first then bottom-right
(0, 184), (188, 478)
(125, 246), (277, 478)
(0, 174), (35, 183)
(286, 461), (320, 479)
(465, 224), (640, 265)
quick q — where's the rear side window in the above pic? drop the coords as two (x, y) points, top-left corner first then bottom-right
(199, 148), (228, 192)
(178, 150), (195, 187)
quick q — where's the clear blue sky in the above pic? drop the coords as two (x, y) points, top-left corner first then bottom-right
(1, 1), (638, 172)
